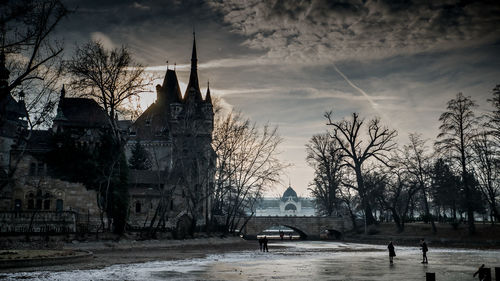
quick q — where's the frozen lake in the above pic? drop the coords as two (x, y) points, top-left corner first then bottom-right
(4, 241), (500, 280)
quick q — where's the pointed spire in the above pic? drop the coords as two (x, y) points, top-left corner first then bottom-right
(191, 31), (197, 71)
(54, 85), (67, 121)
(205, 80), (212, 104)
(60, 84), (66, 99)
(184, 32), (203, 103)
(161, 69), (182, 103)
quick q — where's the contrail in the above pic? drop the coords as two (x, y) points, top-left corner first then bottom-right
(333, 64), (379, 110)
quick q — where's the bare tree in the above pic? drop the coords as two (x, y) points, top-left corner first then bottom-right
(306, 133), (344, 216)
(325, 112), (397, 225)
(400, 133), (437, 233)
(486, 84), (500, 142)
(0, 0), (67, 189)
(212, 110), (287, 233)
(66, 41), (149, 140)
(66, 41), (150, 234)
(472, 131), (499, 222)
(435, 92), (478, 234)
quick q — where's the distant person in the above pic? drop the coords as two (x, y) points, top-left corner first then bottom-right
(473, 264), (486, 281)
(258, 237), (263, 252)
(289, 233), (293, 240)
(263, 236), (269, 252)
(420, 239), (428, 264)
(387, 241), (396, 264)
(280, 231), (284, 240)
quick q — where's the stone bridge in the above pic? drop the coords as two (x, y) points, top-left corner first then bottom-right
(239, 216), (351, 240)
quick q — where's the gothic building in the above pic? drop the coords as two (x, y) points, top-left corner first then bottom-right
(125, 34), (215, 229)
(0, 35), (215, 234)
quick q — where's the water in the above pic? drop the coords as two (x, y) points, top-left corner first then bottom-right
(4, 241), (500, 280)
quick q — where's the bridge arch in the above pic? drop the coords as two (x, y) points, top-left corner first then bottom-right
(240, 216), (350, 240)
(256, 223), (308, 239)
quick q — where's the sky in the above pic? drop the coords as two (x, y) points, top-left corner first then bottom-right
(57, 0), (500, 197)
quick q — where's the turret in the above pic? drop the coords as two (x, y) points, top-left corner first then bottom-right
(202, 81), (214, 121)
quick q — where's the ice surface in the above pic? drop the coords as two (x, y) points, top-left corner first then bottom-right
(4, 242), (500, 280)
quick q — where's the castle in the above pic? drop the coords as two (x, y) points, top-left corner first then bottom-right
(0, 35), (215, 235)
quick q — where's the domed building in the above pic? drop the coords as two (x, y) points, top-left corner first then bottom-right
(280, 186), (301, 215)
(254, 185), (316, 216)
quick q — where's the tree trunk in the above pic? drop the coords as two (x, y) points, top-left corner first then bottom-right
(390, 207), (403, 233)
(355, 166), (376, 225)
(421, 186), (437, 233)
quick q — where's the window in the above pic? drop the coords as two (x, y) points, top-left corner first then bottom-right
(44, 199), (50, 210)
(27, 193), (34, 209)
(28, 199), (34, 209)
(135, 201), (141, 213)
(37, 163), (45, 176)
(29, 163), (36, 175)
(56, 199), (63, 212)
(14, 199), (22, 211)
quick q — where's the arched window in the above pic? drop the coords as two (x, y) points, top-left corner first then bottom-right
(56, 199), (63, 212)
(44, 199), (50, 210)
(27, 193), (34, 209)
(285, 204), (297, 211)
(135, 201), (141, 213)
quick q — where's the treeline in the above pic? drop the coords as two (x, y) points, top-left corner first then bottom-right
(307, 87), (500, 234)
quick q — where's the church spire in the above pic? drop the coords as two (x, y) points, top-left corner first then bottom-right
(205, 80), (212, 104)
(184, 32), (203, 103)
(191, 31), (197, 72)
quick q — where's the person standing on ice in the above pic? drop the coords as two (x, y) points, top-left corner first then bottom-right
(263, 236), (269, 252)
(420, 239), (428, 264)
(387, 241), (396, 264)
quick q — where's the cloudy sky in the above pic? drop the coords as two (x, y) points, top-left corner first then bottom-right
(58, 0), (500, 197)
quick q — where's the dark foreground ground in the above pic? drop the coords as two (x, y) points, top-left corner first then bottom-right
(0, 237), (256, 273)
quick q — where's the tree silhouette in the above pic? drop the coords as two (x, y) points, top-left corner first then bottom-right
(435, 92), (478, 234)
(128, 141), (151, 170)
(325, 112), (397, 225)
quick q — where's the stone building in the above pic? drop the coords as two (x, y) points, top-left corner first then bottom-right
(0, 35), (215, 234)
(126, 34), (215, 229)
(254, 186), (317, 217)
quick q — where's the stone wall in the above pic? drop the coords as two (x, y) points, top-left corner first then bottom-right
(2, 154), (104, 232)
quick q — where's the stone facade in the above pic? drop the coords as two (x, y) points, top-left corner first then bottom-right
(254, 186), (317, 216)
(4, 153), (103, 232)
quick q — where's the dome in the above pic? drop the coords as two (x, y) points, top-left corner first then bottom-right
(282, 186), (298, 202)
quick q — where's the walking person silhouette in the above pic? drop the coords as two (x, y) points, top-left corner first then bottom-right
(420, 239), (428, 264)
(387, 240), (396, 264)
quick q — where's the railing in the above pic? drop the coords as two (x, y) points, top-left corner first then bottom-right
(0, 211), (77, 233)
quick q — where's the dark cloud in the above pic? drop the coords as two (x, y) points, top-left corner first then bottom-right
(208, 0), (500, 62)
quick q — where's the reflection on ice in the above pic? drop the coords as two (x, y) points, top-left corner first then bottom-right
(4, 242), (500, 281)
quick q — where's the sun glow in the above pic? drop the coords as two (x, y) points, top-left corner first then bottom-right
(135, 77), (189, 113)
